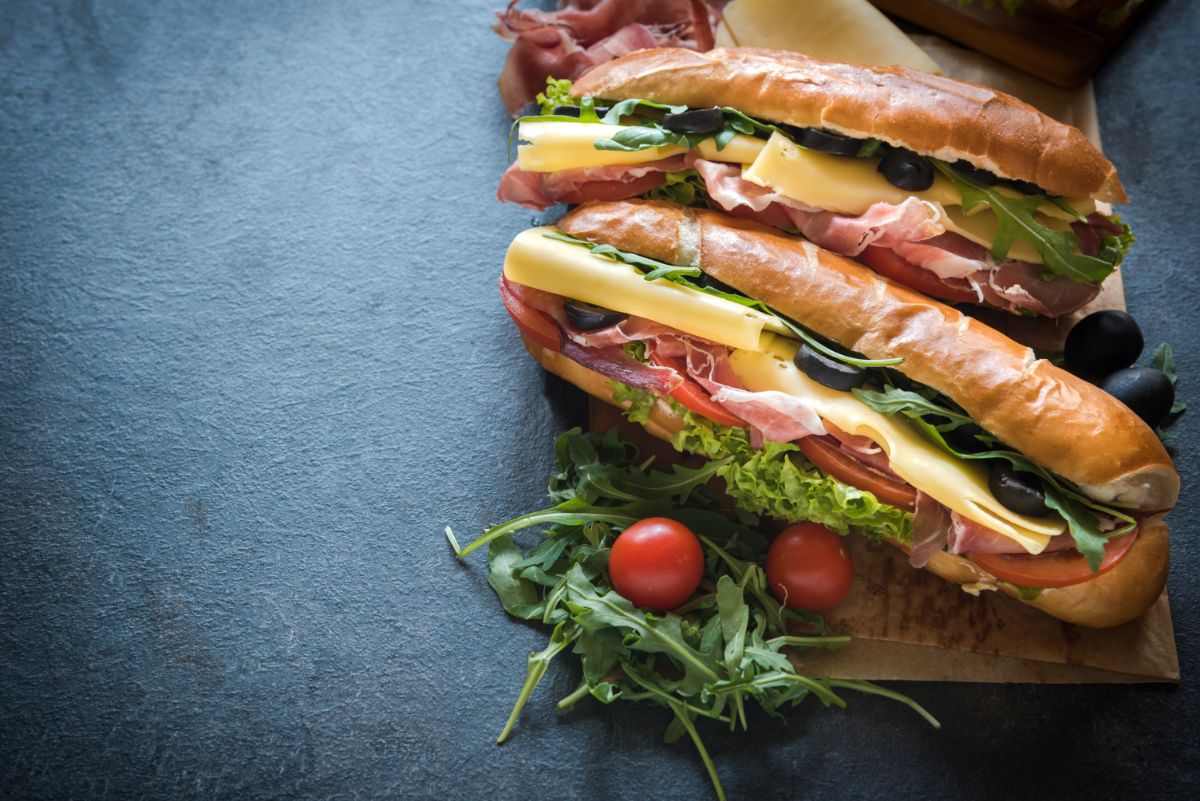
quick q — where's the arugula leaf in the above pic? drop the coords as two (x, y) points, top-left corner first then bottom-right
(486, 535), (543, 620)
(497, 620), (578, 743)
(852, 383), (1134, 570)
(933, 160), (1116, 284)
(1152, 342), (1187, 441)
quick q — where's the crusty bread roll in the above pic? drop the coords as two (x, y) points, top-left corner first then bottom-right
(572, 47), (1126, 203)
(556, 200), (1178, 511)
(520, 333), (1169, 628)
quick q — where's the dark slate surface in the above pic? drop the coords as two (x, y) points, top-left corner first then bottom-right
(1, 1), (1196, 799)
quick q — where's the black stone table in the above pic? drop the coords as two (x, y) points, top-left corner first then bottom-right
(2, 1), (1197, 798)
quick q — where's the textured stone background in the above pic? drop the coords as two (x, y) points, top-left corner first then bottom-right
(1, 1), (1196, 799)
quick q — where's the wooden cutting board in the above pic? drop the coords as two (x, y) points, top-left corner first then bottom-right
(869, 0), (1158, 87)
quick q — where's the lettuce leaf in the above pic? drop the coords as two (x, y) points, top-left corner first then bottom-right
(667, 404), (912, 544)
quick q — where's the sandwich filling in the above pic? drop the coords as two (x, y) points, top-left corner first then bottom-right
(501, 227), (1143, 589)
(498, 82), (1134, 317)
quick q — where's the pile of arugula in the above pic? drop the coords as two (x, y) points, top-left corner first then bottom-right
(447, 428), (938, 801)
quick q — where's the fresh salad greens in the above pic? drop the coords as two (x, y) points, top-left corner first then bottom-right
(1152, 342), (1188, 441)
(542, 231), (904, 369)
(448, 428), (937, 801)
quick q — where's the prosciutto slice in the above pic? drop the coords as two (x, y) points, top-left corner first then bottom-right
(948, 512), (1077, 555)
(909, 492), (951, 568)
(689, 159), (1106, 317)
(497, 157), (684, 210)
(494, 0), (716, 116)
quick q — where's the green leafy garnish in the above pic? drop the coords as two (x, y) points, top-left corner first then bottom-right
(450, 428), (938, 801)
(542, 231), (903, 369)
(535, 77), (577, 115)
(852, 384), (1136, 571)
(932, 160), (1117, 285)
(645, 169), (710, 207)
(1152, 342), (1187, 441)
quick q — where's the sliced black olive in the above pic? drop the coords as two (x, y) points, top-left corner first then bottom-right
(1099, 367), (1175, 429)
(951, 159), (997, 186)
(564, 299), (627, 331)
(552, 104), (610, 118)
(793, 344), (866, 391)
(662, 107), (725, 135)
(988, 462), (1053, 517)
(1063, 309), (1143, 380)
(945, 421), (989, 454)
(877, 148), (934, 191)
(1005, 178), (1053, 197)
(788, 127), (863, 157)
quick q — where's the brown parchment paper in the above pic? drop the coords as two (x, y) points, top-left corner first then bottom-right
(586, 35), (1179, 682)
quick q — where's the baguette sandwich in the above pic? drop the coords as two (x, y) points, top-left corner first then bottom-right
(499, 47), (1134, 318)
(500, 199), (1176, 627)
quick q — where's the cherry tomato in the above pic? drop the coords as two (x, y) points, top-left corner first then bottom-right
(765, 523), (854, 611)
(499, 277), (560, 352)
(608, 518), (705, 611)
(968, 530), (1138, 589)
(796, 437), (917, 511)
(857, 246), (979, 304)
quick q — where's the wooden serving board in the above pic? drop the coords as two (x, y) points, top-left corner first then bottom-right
(869, 0), (1158, 87)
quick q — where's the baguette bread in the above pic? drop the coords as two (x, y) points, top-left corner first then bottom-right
(520, 332), (1170, 628)
(556, 200), (1177, 510)
(572, 47), (1127, 203)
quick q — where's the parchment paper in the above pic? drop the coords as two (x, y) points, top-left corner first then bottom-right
(587, 35), (1179, 683)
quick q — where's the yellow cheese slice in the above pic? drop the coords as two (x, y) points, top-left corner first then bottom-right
(516, 121), (766, 173)
(718, 0), (942, 75)
(503, 228), (789, 351)
(730, 337), (1063, 554)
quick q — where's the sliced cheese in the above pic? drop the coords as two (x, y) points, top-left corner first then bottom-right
(730, 336), (1064, 554)
(503, 228), (789, 351)
(743, 131), (961, 213)
(718, 0), (942, 75)
(517, 121), (766, 173)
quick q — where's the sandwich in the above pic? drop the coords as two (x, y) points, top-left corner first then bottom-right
(498, 47), (1135, 318)
(500, 199), (1176, 627)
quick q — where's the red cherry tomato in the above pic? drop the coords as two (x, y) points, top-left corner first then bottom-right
(796, 437), (917, 511)
(968, 530), (1138, 589)
(857, 246), (980, 305)
(765, 523), (854, 611)
(608, 518), (705, 611)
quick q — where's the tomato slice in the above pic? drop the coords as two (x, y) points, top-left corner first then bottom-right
(549, 173), (667, 205)
(648, 352), (746, 428)
(499, 279), (560, 352)
(857, 246), (980, 305)
(968, 530), (1139, 589)
(796, 436), (917, 511)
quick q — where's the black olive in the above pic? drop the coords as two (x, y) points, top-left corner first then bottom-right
(1099, 367), (1175, 429)
(789, 127), (863, 157)
(552, 104), (610, 118)
(662, 107), (725, 135)
(1063, 309), (1144, 380)
(793, 344), (866, 391)
(951, 159), (998, 186)
(945, 422), (989, 454)
(564, 299), (627, 330)
(988, 462), (1053, 517)
(1005, 178), (1053, 197)
(877, 148), (934, 191)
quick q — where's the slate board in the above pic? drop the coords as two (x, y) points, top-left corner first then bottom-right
(1, 1), (1198, 799)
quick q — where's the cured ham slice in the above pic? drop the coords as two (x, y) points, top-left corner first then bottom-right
(497, 158), (684, 210)
(494, 0), (716, 116)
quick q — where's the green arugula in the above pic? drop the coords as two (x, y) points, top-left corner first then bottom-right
(852, 385), (1136, 570)
(542, 231), (904, 369)
(449, 428), (938, 801)
(1152, 342), (1187, 441)
(932, 160), (1119, 284)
